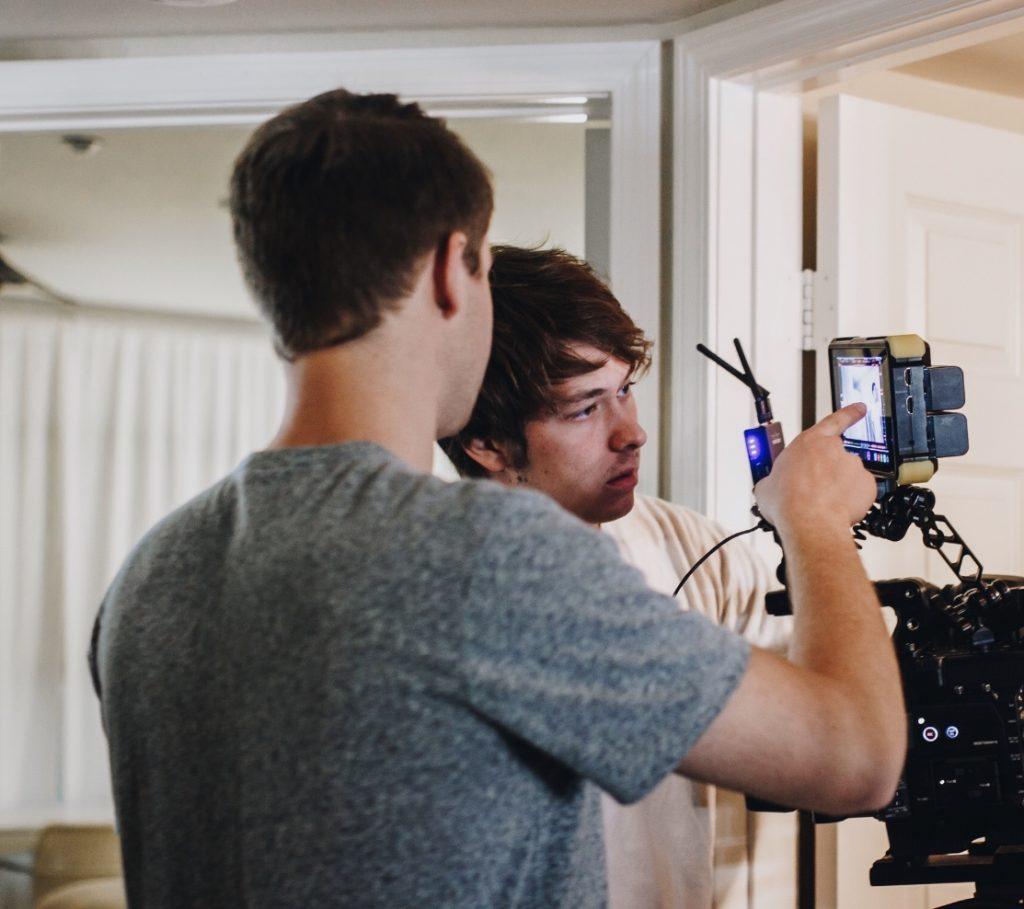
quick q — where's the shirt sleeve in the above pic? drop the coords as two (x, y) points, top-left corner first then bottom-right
(458, 488), (751, 805)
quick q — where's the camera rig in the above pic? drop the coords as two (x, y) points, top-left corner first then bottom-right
(697, 338), (1024, 908)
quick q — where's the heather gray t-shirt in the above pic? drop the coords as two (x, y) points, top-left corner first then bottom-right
(91, 442), (749, 908)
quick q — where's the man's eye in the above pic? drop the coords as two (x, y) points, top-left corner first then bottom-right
(569, 404), (597, 421)
(618, 382), (635, 397)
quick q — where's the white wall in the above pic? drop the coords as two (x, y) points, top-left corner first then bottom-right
(452, 120), (586, 256)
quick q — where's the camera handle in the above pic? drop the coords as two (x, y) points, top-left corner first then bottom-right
(855, 485), (984, 587)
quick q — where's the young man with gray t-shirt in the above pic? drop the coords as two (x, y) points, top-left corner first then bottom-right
(91, 89), (906, 907)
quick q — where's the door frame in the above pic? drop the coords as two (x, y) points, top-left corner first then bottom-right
(667, 1), (1024, 906)
(0, 40), (666, 491)
(667, 0), (1024, 518)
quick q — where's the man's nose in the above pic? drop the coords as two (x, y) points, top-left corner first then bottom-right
(610, 412), (647, 452)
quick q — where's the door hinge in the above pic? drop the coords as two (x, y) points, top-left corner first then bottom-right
(801, 269), (815, 351)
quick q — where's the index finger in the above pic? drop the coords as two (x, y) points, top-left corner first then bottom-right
(813, 402), (867, 438)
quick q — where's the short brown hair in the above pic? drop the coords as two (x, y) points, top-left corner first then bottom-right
(441, 246), (652, 478)
(230, 89), (493, 359)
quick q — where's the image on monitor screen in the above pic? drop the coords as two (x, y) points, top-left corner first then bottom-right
(836, 356), (885, 446)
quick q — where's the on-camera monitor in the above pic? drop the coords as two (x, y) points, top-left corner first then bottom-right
(834, 355), (890, 467)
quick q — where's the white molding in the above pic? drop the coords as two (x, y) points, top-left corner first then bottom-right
(608, 42), (664, 497)
(0, 42), (655, 131)
(668, 0), (1024, 515)
(0, 25), (666, 62)
(674, 0), (1024, 82)
(666, 51), (713, 509)
(0, 0), (771, 63)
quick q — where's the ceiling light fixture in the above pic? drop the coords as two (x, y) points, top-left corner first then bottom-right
(62, 134), (103, 156)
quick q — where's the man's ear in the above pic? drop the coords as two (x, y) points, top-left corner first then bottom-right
(432, 231), (470, 319)
(463, 437), (512, 476)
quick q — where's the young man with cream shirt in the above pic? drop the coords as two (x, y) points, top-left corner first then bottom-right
(443, 246), (802, 908)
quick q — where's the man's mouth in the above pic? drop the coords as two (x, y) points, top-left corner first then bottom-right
(606, 468), (639, 491)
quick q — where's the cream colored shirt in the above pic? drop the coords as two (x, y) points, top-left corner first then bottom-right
(601, 495), (795, 909)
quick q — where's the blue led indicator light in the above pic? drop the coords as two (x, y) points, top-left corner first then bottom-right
(743, 427), (773, 483)
(945, 725), (960, 740)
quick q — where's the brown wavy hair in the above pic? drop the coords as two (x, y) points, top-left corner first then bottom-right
(230, 89), (493, 359)
(441, 245), (652, 478)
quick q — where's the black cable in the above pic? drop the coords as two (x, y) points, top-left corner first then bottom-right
(673, 525), (763, 597)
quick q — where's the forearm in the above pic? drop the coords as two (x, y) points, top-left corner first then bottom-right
(784, 523), (883, 673)
(781, 522), (906, 785)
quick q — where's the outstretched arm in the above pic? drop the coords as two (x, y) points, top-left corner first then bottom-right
(677, 404), (906, 815)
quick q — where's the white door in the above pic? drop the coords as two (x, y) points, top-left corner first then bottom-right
(818, 93), (1024, 909)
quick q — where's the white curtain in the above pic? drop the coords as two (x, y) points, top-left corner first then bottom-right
(1, 300), (285, 812)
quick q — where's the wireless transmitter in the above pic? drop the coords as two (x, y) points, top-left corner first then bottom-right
(696, 338), (785, 484)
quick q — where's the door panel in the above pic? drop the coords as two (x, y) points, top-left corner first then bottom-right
(908, 197), (1022, 378)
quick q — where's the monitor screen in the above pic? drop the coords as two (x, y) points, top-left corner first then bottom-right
(835, 355), (890, 466)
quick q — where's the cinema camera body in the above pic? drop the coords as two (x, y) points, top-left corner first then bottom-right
(698, 334), (1024, 902)
(825, 337), (1024, 895)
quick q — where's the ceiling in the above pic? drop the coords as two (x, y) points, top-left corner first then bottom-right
(0, 0), (742, 41)
(898, 31), (1024, 100)
(0, 118), (589, 319)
